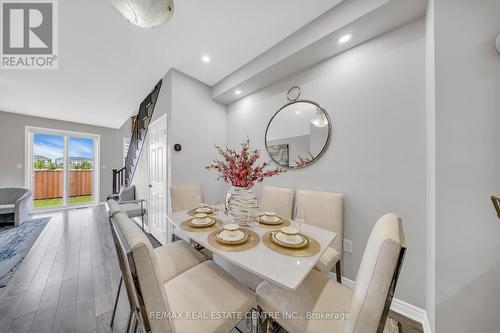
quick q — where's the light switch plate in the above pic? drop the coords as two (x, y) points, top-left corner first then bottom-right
(16, 163), (22, 169)
(343, 239), (353, 253)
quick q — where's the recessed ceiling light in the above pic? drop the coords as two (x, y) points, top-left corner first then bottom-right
(296, 110), (301, 114)
(202, 55), (211, 63)
(234, 90), (242, 95)
(338, 34), (352, 44)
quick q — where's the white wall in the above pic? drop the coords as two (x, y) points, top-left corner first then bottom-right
(169, 70), (228, 204)
(226, 19), (427, 307)
(434, 0), (500, 332)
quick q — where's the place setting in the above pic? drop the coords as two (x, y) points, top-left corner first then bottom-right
(262, 226), (320, 257)
(180, 212), (223, 232)
(208, 223), (260, 252)
(256, 211), (291, 228)
(187, 203), (218, 216)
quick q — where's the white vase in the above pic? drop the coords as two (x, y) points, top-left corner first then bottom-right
(225, 186), (259, 224)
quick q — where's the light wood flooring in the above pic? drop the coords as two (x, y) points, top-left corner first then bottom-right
(0, 206), (423, 333)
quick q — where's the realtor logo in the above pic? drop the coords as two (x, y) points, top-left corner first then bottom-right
(1, 0), (58, 69)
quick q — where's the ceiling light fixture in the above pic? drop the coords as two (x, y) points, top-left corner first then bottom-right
(338, 34), (352, 44)
(202, 55), (211, 63)
(111, 0), (174, 28)
(234, 90), (242, 95)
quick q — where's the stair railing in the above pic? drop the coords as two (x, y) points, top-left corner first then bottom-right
(112, 80), (162, 194)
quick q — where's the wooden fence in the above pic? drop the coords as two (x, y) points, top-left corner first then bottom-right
(34, 170), (93, 200)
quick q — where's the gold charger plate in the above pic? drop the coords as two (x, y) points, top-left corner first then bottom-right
(257, 216), (291, 228)
(187, 207), (219, 216)
(207, 228), (260, 252)
(262, 231), (320, 257)
(180, 219), (223, 232)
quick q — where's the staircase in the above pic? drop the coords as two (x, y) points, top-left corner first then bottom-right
(112, 80), (162, 194)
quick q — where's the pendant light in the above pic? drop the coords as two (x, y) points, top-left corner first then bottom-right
(111, 0), (174, 28)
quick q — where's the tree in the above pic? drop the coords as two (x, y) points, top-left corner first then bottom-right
(46, 160), (56, 170)
(81, 160), (92, 170)
(34, 159), (45, 170)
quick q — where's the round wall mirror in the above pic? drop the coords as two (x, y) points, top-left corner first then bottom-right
(265, 100), (331, 169)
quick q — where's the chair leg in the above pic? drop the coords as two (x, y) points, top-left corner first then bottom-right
(125, 310), (133, 333)
(256, 306), (264, 333)
(336, 261), (342, 283)
(132, 313), (139, 333)
(110, 276), (123, 328)
(140, 201), (145, 231)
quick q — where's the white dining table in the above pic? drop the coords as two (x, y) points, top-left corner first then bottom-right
(166, 209), (336, 290)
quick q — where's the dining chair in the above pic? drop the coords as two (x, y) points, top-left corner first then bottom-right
(110, 209), (254, 333)
(170, 185), (203, 213)
(256, 213), (406, 333)
(259, 186), (295, 219)
(295, 189), (344, 281)
(169, 185), (213, 259)
(106, 200), (207, 330)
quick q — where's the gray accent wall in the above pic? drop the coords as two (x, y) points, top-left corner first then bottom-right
(0, 111), (131, 202)
(226, 19), (427, 308)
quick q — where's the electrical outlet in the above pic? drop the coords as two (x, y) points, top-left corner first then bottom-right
(343, 239), (353, 253)
(16, 163), (23, 169)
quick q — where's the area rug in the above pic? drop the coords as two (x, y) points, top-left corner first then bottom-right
(0, 217), (51, 287)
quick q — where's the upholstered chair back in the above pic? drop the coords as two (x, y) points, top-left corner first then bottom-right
(345, 213), (405, 333)
(113, 211), (172, 333)
(170, 185), (202, 213)
(259, 186), (295, 219)
(119, 185), (136, 202)
(294, 190), (344, 255)
(0, 187), (30, 204)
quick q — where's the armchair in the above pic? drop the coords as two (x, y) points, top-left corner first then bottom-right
(0, 188), (32, 226)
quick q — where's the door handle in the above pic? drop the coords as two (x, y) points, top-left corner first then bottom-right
(148, 184), (152, 188)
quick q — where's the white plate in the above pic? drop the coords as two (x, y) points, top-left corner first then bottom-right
(191, 217), (213, 226)
(195, 207), (213, 213)
(218, 230), (246, 242)
(274, 232), (305, 245)
(259, 215), (281, 224)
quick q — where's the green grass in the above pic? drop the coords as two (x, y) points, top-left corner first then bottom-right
(34, 198), (63, 208)
(69, 195), (94, 204)
(34, 195), (94, 208)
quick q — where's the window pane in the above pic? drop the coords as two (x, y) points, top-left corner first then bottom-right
(33, 134), (64, 208)
(68, 137), (95, 205)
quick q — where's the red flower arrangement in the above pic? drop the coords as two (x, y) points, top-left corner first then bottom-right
(206, 138), (285, 188)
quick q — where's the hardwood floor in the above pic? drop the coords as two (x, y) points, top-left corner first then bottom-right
(0, 206), (423, 333)
(0, 207), (130, 333)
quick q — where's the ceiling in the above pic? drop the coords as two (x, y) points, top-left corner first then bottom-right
(0, 0), (340, 129)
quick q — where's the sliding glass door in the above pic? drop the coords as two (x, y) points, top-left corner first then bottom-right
(27, 127), (100, 210)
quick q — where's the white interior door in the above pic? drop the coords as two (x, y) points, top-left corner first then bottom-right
(148, 115), (168, 244)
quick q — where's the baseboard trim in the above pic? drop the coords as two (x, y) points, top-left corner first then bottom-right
(328, 273), (431, 333)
